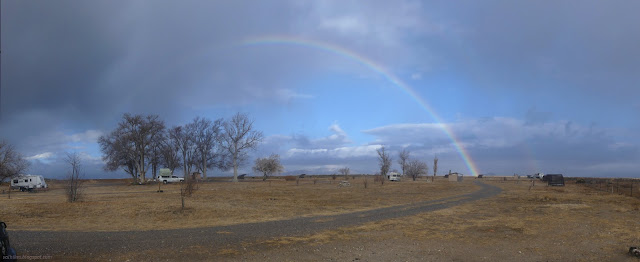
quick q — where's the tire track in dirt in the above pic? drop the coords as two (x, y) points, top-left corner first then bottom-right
(11, 181), (501, 257)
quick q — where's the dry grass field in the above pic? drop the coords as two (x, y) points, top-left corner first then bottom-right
(240, 178), (640, 261)
(4, 176), (640, 261)
(0, 176), (475, 232)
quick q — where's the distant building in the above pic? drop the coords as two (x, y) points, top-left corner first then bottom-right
(448, 172), (463, 182)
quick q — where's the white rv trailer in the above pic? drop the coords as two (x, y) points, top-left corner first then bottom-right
(387, 172), (401, 181)
(10, 174), (48, 191)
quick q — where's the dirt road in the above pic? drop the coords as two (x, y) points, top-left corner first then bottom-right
(10, 181), (501, 260)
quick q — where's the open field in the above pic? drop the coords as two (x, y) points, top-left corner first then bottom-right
(234, 178), (640, 261)
(0, 176), (475, 231)
(3, 176), (640, 261)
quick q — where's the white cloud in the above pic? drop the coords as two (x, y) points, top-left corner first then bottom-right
(26, 152), (54, 160)
(68, 130), (104, 143)
(275, 89), (314, 100)
(286, 144), (380, 159)
(320, 16), (369, 35)
(363, 117), (619, 150)
(411, 72), (422, 79)
(312, 123), (351, 147)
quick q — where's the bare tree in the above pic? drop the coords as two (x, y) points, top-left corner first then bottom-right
(433, 156), (438, 182)
(99, 128), (138, 180)
(148, 132), (166, 181)
(397, 149), (410, 177)
(338, 167), (350, 180)
(65, 152), (83, 202)
(0, 141), (29, 184)
(252, 154), (284, 181)
(179, 173), (198, 210)
(98, 113), (165, 183)
(190, 117), (225, 180)
(406, 159), (428, 181)
(377, 146), (392, 185)
(161, 139), (182, 174)
(220, 113), (264, 182)
(168, 125), (196, 180)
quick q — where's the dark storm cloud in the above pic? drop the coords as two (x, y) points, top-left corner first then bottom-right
(1, 1), (312, 153)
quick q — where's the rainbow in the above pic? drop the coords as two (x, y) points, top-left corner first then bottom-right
(242, 35), (480, 176)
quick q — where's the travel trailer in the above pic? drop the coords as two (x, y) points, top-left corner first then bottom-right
(10, 174), (48, 192)
(387, 172), (400, 181)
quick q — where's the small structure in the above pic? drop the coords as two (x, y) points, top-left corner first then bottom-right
(238, 174), (246, 180)
(191, 172), (202, 180)
(448, 172), (463, 182)
(299, 174), (306, 178)
(544, 174), (565, 186)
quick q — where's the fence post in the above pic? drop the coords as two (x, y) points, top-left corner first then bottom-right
(632, 181), (634, 197)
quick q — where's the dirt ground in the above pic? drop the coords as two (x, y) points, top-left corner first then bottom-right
(3, 177), (640, 261)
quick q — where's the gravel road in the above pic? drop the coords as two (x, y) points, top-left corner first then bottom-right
(10, 181), (501, 259)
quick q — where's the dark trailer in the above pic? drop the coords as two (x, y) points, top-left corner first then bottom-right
(543, 174), (565, 186)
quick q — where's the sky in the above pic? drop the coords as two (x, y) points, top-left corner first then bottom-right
(1, 0), (639, 179)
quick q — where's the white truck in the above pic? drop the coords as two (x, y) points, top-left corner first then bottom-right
(156, 168), (184, 184)
(10, 174), (48, 192)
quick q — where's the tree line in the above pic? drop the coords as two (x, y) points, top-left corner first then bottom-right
(98, 112), (263, 183)
(376, 146), (439, 183)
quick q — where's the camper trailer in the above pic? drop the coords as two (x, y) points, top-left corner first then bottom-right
(387, 172), (400, 181)
(10, 175), (48, 192)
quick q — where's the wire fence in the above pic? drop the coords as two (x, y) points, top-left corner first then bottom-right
(567, 177), (639, 199)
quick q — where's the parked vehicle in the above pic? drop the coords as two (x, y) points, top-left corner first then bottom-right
(387, 172), (400, 182)
(528, 173), (544, 179)
(1, 222), (17, 262)
(157, 175), (184, 184)
(156, 168), (184, 184)
(10, 174), (48, 192)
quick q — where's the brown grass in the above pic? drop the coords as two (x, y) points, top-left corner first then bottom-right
(260, 179), (640, 258)
(0, 176), (474, 232)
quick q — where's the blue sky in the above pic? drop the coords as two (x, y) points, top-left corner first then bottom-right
(1, 0), (639, 178)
